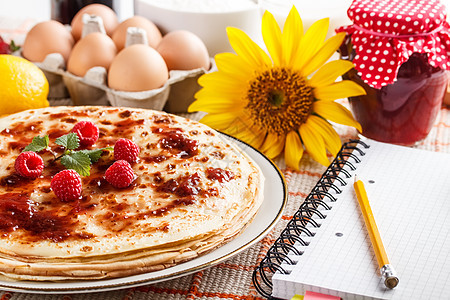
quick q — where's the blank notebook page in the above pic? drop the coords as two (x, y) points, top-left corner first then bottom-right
(272, 139), (450, 300)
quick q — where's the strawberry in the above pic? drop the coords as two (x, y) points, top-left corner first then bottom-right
(51, 169), (82, 202)
(14, 151), (44, 179)
(0, 36), (10, 54)
(0, 36), (20, 54)
(105, 160), (135, 188)
(114, 138), (140, 163)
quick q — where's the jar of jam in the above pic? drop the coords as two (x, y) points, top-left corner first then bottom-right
(336, 0), (450, 145)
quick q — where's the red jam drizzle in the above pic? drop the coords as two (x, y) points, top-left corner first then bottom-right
(49, 113), (69, 119)
(151, 126), (199, 159)
(210, 151), (225, 160)
(158, 130), (199, 158)
(157, 173), (201, 197)
(116, 118), (145, 127)
(8, 141), (29, 152)
(119, 110), (132, 118)
(110, 118), (145, 140)
(149, 197), (196, 217)
(153, 115), (173, 124)
(206, 168), (235, 183)
(0, 167), (98, 241)
(48, 128), (68, 139)
(0, 193), (73, 242)
(0, 121), (43, 137)
(143, 155), (168, 164)
(49, 111), (89, 118)
(61, 117), (77, 124)
(1, 174), (34, 189)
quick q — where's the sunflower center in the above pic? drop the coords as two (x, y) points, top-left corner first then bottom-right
(268, 90), (284, 107)
(245, 67), (314, 135)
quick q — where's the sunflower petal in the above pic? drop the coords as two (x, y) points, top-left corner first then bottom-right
(308, 115), (341, 156)
(285, 131), (304, 171)
(260, 132), (285, 159)
(299, 121), (330, 166)
(282, 6), (303, 66)
(214, 53), (253, 81)
(313, 100), (362, 132)
(226, 27), (272, 70)
(198, 71), (247, 91)
(301, 32), (346, 77)
(188, 95), (245, 113)
(193, 86), (243, 106)
(227, 117), (265, 149)
(262, 10), (282, 66)
(199, 112), (243, 130)
(293, 18), (329, 72)
(309, 60), (355, 88)
(234, 128), (265, 149)
(313, 80), (366, 101)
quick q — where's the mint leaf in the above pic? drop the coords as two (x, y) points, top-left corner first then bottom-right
(60, 151), (91, 176)
(55, 133), (79, 150)
(78, 146), (113, 163)
(22, 135), (49, 153)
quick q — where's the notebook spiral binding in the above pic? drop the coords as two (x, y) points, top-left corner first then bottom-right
(252, 139), (370, 298)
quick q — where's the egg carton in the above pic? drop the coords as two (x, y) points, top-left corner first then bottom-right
(27, 52), (214, 113)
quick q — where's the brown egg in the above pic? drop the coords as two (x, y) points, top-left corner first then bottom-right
(67, 32), (117, 77)
(108, 44), (168, 92)
(22, 20), (74, 63)
(71, 4), (119, 41)
(112, 16), (162, 51)
(156, 30), (210, 71)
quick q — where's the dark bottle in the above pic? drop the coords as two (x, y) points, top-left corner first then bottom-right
(51, 0), (113, 24)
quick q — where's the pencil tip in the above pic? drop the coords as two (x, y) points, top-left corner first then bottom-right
(354, 175), (358, 182)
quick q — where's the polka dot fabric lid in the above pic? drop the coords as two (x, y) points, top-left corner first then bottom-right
(336, 0), (450, 88)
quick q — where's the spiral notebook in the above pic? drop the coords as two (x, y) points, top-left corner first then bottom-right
(253, 138), (450, 299)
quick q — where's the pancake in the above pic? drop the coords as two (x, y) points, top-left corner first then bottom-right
(0, 106), (264, 281)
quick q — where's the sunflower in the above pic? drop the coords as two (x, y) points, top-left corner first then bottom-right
(188, 6), (366, 169)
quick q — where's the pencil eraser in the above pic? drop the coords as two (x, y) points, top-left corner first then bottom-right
(304, 290), (341, 300)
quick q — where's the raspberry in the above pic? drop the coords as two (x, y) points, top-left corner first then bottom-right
(105, 160), (135, 188)
(114, 138), (140, 163)
(51, 170), (82, 202)
(71, 121), (99, 147)
(14, 151), (44, 179)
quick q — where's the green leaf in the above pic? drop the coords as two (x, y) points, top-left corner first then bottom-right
(76, 149), (103, 164)
(60, 151), (91, 176)
(9, 40), (20, 52)
(78, 149), (103, 164)
(22, 135), (49, 153)
(78, 147), (112, 163)
(55, 133), (79, 150)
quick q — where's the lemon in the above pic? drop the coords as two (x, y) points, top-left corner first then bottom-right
(0, 55), (49, 116)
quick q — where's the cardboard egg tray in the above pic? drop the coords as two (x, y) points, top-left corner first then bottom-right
(28, 52), (214, 113)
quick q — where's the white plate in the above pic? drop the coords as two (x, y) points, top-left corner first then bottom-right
(0, 134), (287, 294)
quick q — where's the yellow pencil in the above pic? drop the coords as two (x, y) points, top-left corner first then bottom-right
(353, 175), (399, 289)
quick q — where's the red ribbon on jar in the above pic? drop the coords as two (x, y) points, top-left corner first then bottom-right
(337, 0), (450, 89)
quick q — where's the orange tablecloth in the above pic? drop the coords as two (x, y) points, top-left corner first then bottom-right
(2, 16), (450, 300)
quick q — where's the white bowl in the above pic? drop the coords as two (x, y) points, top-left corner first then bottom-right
(135, 0), (262, 56)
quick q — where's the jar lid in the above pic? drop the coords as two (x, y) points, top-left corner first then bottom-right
(336, 0), (450, 89)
